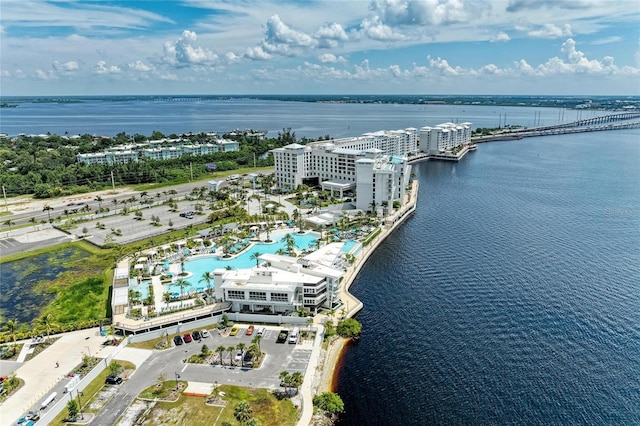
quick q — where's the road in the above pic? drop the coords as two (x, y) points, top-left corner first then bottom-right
(93, 326), (310, 425)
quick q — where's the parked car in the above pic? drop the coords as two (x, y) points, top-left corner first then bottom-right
(183, 333), (193, 343)
(276, 330), (289, 343)
(201, 329), (210, 338)
(192, 330), (202, 340)
(234, 351), (243, 362)
(246, 325), (255, 336)
(105, 376), (122, 385)
(173, 335), (184, 346)
(229, 325), (240, 336)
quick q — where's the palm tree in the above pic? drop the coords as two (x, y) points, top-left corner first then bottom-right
(216, 345), (226, 365)
(42, 205), (54, 222)
(173, 278), (190, 303)
(94, 195), (103, 211)
(289, 371), (304, 395)
(280, 233), (297, 256)
(29, 217), (36, 228)
(227, 345), (236, 366)
(236, 343), (246, 366)
(279, 371), (290, 395)
(234, 401), (253, 424)
(5, 319), (18, 345)
(251, 334), (263, 353)
(247, 343), (261, 364)
(249, 251), (262, 268)
(33, 313), (56, 339)
(3, 219), (15, 232)
(199, 272), (213, 294)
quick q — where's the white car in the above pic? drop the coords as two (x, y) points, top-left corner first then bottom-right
(201, 329), (210, 338)
(234, 351), (243, 362)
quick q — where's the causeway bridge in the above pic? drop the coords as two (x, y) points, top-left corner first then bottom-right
(473, 111), (640, 143)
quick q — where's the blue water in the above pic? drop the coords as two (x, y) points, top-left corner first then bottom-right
(183, 231), (319, 287)
(0, 98), (607, 139)
(335, 130), (640, 425)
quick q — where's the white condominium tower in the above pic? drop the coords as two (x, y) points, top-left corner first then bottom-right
(419, 122), (472, 155)
(272, 128), (415, 213)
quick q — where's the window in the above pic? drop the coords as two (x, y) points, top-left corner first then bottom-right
(227, 290), (245, 300)
(271, 292), (289, 302)
(249, 291), (267, 301)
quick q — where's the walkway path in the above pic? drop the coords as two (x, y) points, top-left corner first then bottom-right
(1, 328), (116, 426)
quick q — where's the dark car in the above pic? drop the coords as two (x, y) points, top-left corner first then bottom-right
(105, 375), (122, 385)
(173, 335), (184, 346)
(276, 329), (289, 344)
(183, 333), (192, 343)
(192, 330), (202, 340)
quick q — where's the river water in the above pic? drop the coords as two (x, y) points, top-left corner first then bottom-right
(2, 99), (638, 424)
(335, 129), (640, 425)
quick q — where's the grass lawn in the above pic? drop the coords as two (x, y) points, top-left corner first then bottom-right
(140, 385), (297, 426)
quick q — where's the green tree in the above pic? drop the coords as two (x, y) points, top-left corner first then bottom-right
(94, 195), (103, 211)
(336, 318), (362, 339)
(67, 399), (79, 421)
(279, 371), (290, 395)
(4, 318), (18, 345)
(251, 334), (262, 353)
(227, 345), (236, 365)
(313, 392), (344, 414)
(234, 401), (253, 424)
(198, 272), (213, 294)
(43, 205), (54, 222)
(289, 371), (303, 395)
(216, 345), (226, 365)
(201, 344), (211, 356)
(173, 278), (190, 301)
(249, 251), (262, 267)
(33, 312), (56, 339)
(280, 233), (297, 256)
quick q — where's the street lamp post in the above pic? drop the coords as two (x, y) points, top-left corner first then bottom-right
(174, 372), (181, 390)
(76, 390), (84, 421)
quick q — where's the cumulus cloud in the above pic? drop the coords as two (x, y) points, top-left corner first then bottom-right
(163, 30), (219, 67)
(427, 55), (462, 76)
(490, 31), (511, 43)
(314, 22), (349, 48)
(224, 52), (241, 63)
(35, 69), (56, 80)
(528, 23), (572, 39)
(52, 60), (80, 72)
(361, 16), (408, 41)
(244, 45), (272, 60)
(128, 60), (154, 72)
(369, 0), (471, 26)
(95, 60), (121, 74)
(318, 53), (346, 63)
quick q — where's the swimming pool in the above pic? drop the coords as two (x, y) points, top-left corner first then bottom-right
(183, 231), (320, 288)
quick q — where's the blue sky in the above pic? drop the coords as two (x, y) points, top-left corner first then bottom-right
(1, 0), (639, 96)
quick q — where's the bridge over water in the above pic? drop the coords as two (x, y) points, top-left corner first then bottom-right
(473, 111), (640, 143)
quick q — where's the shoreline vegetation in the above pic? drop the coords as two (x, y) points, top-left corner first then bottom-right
(1, 94), (637, 111)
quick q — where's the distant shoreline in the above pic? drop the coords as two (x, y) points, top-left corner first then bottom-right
(1, 94), (637, 111)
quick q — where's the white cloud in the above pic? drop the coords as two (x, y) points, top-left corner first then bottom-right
(591, 36), (622, 45)
(128, 60), (154, 72)
(369, 0), (471, 26)
(224, 52), (241, 63)
(427, 55), (462, 76)
(265, 15), (316, 49)
(244, 46), (272, 61)
(314, 22), (349, 48)
(318, 53), (346, 63)
(95, 61), (121, 74)
(528, 23), (572, 39)
(52, 60), (80, 72)
(360, 16), (408, 41)
(1, 70), (11, 77)
(163, 30), (219, 67)
(490, 31), (511, 43)
(35, 69), (56, 80)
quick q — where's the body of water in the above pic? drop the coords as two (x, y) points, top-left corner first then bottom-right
(335, 129), (640, 425)
(0, 97), (607, 139)
(1, 99), (638, 423)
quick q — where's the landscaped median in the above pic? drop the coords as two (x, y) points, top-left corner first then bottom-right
(48, 360), (136, 425)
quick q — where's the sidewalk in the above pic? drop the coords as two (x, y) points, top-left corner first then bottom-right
(1, 328), (115, 426)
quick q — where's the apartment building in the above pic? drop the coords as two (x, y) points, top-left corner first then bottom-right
(419, 122), (472, 155)
(77, 139), (240, 164)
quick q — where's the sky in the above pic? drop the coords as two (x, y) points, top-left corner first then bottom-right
(1, 0), (639, 96)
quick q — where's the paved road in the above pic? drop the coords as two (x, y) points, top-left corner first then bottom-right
(93, 325), (309, 425)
